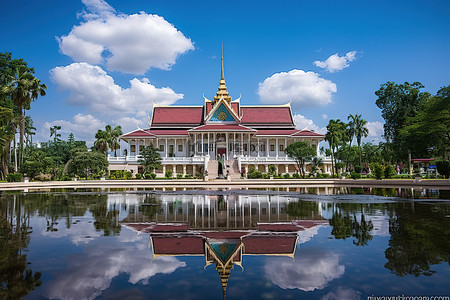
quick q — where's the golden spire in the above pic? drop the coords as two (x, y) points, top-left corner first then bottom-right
(214, 43), (232, 104)
(217, 262), (232, 299)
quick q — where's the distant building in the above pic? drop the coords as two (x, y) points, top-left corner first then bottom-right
(109, 56), (332, 177)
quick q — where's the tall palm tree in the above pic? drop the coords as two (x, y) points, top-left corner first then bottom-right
(24, 116), (36, 147)
(94, 129), (109, 154)
(50, 125), (61, 143)
(325, 119), (347, 177)
(105, 125), (122, 157)
(352, 115), (369, 166)
(2, 67), (46, 166)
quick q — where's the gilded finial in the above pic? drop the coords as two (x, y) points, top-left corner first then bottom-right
(214, 43), (232, 104)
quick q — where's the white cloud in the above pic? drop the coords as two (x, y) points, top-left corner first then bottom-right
(322, 287), (361, 300)
(42, 113), (105, 143)
(58, 1), (194, 74)
(366, 121), (384, 137)
(322, 114), (328, 120)
(50, 62), (183, 116)
(293, 114), (327, 134)
(265, 248), (345, 292)
(314, 51), (357, 73)
(258, 69), (337, 109)
(44, 230), (186, 300)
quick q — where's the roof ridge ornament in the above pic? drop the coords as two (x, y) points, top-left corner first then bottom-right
(214, 44), (232, 104)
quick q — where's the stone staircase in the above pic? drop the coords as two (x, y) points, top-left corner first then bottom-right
(226, 159), (241, 179)
(207, 160), (219, 178)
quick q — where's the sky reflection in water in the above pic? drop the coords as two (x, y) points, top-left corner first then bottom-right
(0, 188), (449, 299)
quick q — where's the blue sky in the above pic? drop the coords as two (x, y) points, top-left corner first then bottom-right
(1, 0), (449, 144)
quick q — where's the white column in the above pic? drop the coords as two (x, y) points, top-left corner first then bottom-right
(233, 133), (236, 157)
(165, 138), (168, 158)
(248, 133), (250, 157)
(201, 133), (204, 156)
(174, 138), (177, 157)
(136, 140), (140, 155)
(213, 133), (216, 158)
(194, 134), (197, 156)
(276, 138), (279, 158)
(285, 138), (287, 156)
(266, 138), (269, 157)
(207, 133), (210, 156)
(226, 133), (229, 160)
(241, 133), (243, 155)
(257, 138), (260, 157)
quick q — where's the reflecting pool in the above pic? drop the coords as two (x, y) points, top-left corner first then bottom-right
(1, 189), (449, 299)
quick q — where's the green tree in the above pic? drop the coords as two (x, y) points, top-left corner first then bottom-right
(348, 114), (369, 166)
(21, 149), (55, 178)
(1, 65), (46, 167)
(138, 145), (161, 175)
(310, 156), (324, 175)
(285, 141), (316, 178)
(325, 119), (348, 177)
(105, 125), (122, 157)
(50, 125), (61, 143)
(24, 116), (35, 147)
(94, 129), (109, 154)
(375, 81), (429, 161)
(68, 150), (108, 178)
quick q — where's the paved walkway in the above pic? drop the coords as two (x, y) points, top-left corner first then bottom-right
(0, 178), (449, 191)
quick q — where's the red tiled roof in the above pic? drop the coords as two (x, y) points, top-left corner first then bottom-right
(147, 129), (189, 136)
(189, 124), (255, 131)
(205, 102), (213, 116)
(151, 106), (203, 126)
(291, 130), (324, 137)
(152, 236), (205, 255)
(242, 235), (297, 254)
(241, 107), (293, 125)
(121, 129), (154, 138)
(255, 129), (299, 136)
(231, 102), (239, 115)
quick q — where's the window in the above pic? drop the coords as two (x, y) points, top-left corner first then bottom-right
(159, 144), (164, 152)
(244, 144), (248, 152)
(169, 145), (174, 156)
(178, 144), (183, 152)
(270, 144), (275, 152)
(260, 144), (265, 152)
(279, 144), (284, 152)
(131, 145), (136, 152)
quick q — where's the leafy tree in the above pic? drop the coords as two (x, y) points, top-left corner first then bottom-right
(325, 119), (348, 177)
(24, 116), (35, 147)
(285, 141), (316, 178)
(138, 145), (161, 175)
(94, 129), (109, 154)
(400, 85), (450, 160)
(21, 149), (55, 178)
(375, 81), (429, 161)
(310, 157), (323, 175)
(68, 150), (108, 178)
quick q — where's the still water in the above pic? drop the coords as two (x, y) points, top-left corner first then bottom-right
(1, 188), (449, 299)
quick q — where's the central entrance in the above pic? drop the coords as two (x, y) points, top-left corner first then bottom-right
(217, 147), (226, 158)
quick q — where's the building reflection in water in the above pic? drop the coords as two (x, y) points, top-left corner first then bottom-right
(115, 193), (328, 298)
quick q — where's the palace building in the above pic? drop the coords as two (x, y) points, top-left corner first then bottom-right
(109, 56), (331, 177)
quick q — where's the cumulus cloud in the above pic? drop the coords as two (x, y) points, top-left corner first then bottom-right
(314, 51), (357, 73)
(366, 121), (384, 137)
(322, 287), (361, 300)
(293, 114), (326, 134)
(50, 62), (183, 116)
(258, 69), (337, 109)
(42, 113), (105, 142)
(44, 230), (186, 300)
(265, 248), (344, 292)
(58, 0), (194, 74)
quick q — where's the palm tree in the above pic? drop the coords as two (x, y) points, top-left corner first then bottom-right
(325, 119), (347, 177)
(94, 129), (109, 154)
(24, 116), (35, 147)
(105, 125), (122, 157)
(50, 125), (61, 143)
(311, 157), (324, 175)
(352, 115), (369, 166)
(1, 67), (46, 167)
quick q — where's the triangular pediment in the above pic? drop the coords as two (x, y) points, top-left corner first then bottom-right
(205, 98), (240, 124)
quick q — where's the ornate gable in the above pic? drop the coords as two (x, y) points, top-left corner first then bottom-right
(205, 98), (240, 123)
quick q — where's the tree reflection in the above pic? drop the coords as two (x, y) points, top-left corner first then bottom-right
(287, 201), (320, 218)
(0, 198), (41, 299)
(91, 197), (121, 236)
(385, 204), (450, 277)
(329, 205), (374, 246)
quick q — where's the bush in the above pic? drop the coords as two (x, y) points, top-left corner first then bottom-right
(293, 173), (300, 179)
(341, 172), (349, 178)
(391, 174), (413, 179)
(354, 165), (362, 173)
(283, 173), (290, 179)
(371, 163), (385, 180)
(351, 171), (361, 179)
(436, 160), (450, 178)
(7, 173), (23, 182)
(247, 169), (263, 179)
(184, 174), (193, 179)
(384, 165), (396, 179)
(135, 173), (142, 179)
(125, 171), (133, 179)
(261, 173), (270, 179)
(335, 162), (345, 171)
(165, 170), (173, 179)
(268, 165), (276, 174)
(177, 174), (183, 179)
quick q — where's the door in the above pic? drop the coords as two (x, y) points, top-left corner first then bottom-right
(217, 147), (226, 158)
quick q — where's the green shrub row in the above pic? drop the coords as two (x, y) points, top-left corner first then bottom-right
(6, 173), (23, 182)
